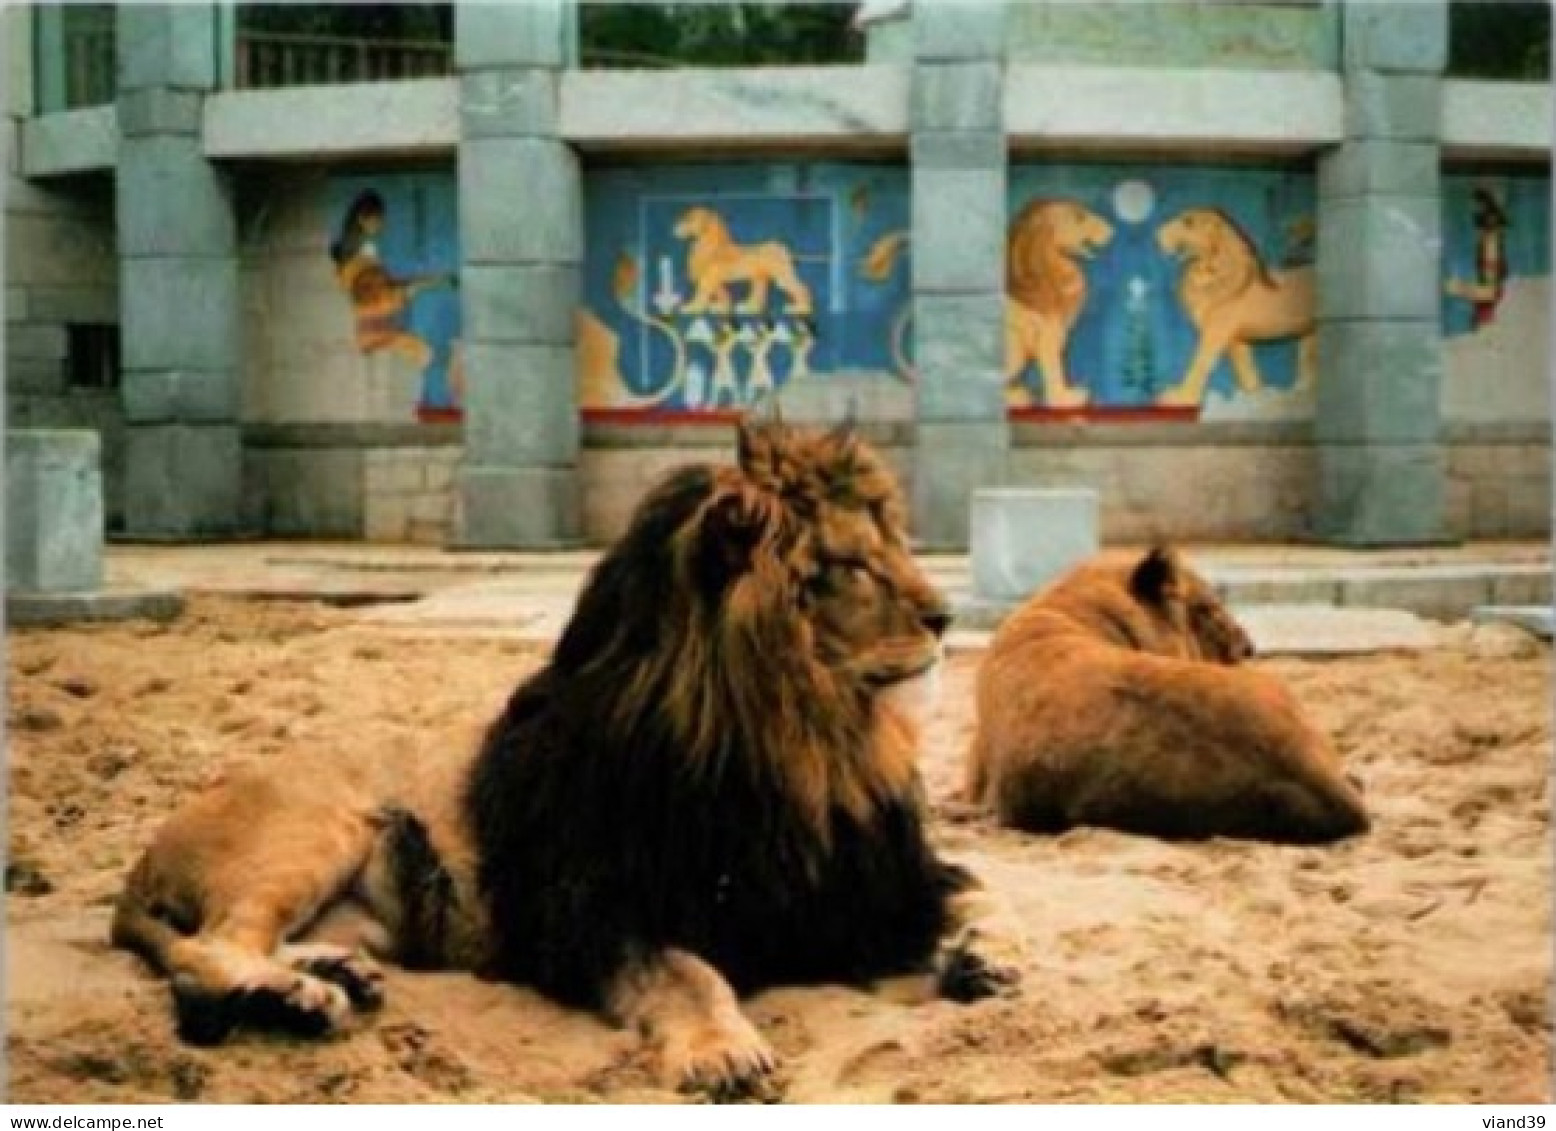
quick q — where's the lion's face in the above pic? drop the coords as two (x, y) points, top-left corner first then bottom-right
(1129, 546), (1254, 665)
(1156, 209), (1224, 261)
(1036, 201), (1114, 260)
(674, 207), (715, 240)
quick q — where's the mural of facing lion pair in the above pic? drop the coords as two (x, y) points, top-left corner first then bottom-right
(112, 419), (1364, 1101)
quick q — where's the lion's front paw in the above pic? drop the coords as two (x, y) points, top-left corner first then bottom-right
(294, 951), (386, 1012)
(936, 925), (1026, 1004)
(664, 1016), (782, 1103)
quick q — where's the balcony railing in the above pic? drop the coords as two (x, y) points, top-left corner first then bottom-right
(234, 30), (452, 89)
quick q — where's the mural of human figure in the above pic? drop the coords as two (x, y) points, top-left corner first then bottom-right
(329, 189), (463, 415)
(743, 321), (779, 402)
(1444, 188), (1510, 327)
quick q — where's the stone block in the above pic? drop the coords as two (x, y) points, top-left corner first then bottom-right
(121, 368), (240, 424)
(8, 323), (67, 360)
(1315, 320), (1442, 444)
(6, 357), (66, 395)
(911, 167), (1006, 293)
(1318, 140), (1438, 201)
(911, 422), (1010, 550)
(457, 463), (581, 548)
(1315, 442), (1446, 546)
(248, 448), (364, 537)
(461, 69), (559, 138)
(971, 487), (1099, 603)
(462, 263), (578, 345)
(459, 138), (581, 264)
(912, 61), (1002, 133)
(914, 0), (1007, 62)
(1342, 1), (1447, 74)
(1344, 72), (1441, 141)
(456, 0), (569, 70)
(911, 130), (1005, 170)
(913, 294), (1006, 420)
(120, 256), (238, 372)
(123, 423), (244, 537)
(117, 3), (219, 92)
(1317, 195), (1440, 321)
(20, 285), (118, 324)
(117, 87), (202, 137)
(462, 343), (579, 465)
(117, 137), (235, 257)
(6, 429), (104, 593)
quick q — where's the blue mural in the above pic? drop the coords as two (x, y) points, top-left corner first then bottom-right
(326, 172), (463, 421)
(1441, 172), (1551, 338)
(579, 164), (911, 416)
(1006, 163), (1316, 416)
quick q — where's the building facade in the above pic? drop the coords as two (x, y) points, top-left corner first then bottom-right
(4, 1), (1551, 549)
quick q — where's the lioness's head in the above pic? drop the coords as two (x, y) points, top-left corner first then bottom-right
(673, 206), (720, 241)
(1126, 545), (1254, 664)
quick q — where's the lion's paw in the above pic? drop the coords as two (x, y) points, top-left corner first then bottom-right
(936, 927), (1025, 1004)
(293, 950), (386, 1012)
(665, 1017), (782, 1104)
(172, 970), (354, 1046)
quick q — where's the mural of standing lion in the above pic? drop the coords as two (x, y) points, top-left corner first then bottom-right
(111, 418), (1023, 1101)
(1155, 207), (1316, 408)
(966, 547), (1370, 845)
(675, 206), (815, 317)
(1005, 199), (1114, 410)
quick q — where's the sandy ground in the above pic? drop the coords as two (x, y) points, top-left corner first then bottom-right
(6, 596), (1552, 1104)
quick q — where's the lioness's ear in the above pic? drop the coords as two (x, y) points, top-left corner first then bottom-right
(696, 491), (771, 592)
(1130, 544), (1184, 607)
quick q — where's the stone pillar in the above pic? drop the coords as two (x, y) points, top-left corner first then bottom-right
(116, 3), (244, 537)
(454, 0), (582, 548)
(909, 0), (1009, 550)
(1313, 0), (1448, 546)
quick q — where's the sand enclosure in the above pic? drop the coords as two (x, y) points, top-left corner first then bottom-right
(6, 596), (1551, 1103)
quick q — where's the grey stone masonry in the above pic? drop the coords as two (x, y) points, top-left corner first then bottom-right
(1314, 0), (1448, 546)
(6, 430), (104, 593)
(910, 0), (1010, 550)
(116, 3), (245, 537)
(455, 0), (582, 547)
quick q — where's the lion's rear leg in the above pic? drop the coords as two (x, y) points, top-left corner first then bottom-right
(607, 948), (780, 1102)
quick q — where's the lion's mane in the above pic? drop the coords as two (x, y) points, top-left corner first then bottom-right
(467, 428), (953, 1009)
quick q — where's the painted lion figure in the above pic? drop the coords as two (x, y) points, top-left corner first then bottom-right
(1155, 207), (1316, 408)
(675, 206), (815, 317)
(966, 546), (1369, 845)
(112, 418), (1023, 1101)
(1004, 199), (1114, 410)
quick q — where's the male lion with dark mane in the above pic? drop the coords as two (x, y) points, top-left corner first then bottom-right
(966, 547), (1369, 846)
(112, 418), (1023, 1100)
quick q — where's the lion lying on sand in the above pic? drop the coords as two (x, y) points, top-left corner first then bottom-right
(966, 547), (1369, 845)
(112, 418), (1023, 1101)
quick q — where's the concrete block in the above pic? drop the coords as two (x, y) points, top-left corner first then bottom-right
(462, 343), (579, 465)
(911, 422), (1010, 551)
(457, 463), (581, 548)
(120, 256), (238, 372)
(117, 3), (219, 92)
(914, 0), (1007, 61)
(971, 486), (1099, 603)
(117, 87), (202, 137)
(913, 62), (1002, 132)
(456, 0), (569, 70)
(6, 430), (104, 593)
(1315, 442), (1446, 546)
(8, 589), (184, 627)
(19, 107), (118, 176)
(1317, 195), (1440, 321)
(8, 324), (68, 360)
(459, 138), (581, 264)
(1343, 1), (1447, 75)
(248, 448), (364, 537)
(1318, 140), (1438, 201)
(6, 358), (66, 395)
(461, 69), (559, 138)
(117, 137), (235, 257)
(912, 168), (1006, 293)
(913, 294), (1006, 420)
(1315, 320), (1443, 444)
(20, 286), (118, 324)
(123, 424), (245, 537)
(1491, 570), (1554, 607)
(911, 130), (1005, 170)
(121, 368), (240, 424)
(1471, 605), (1553, 640)
(1340, 572), (1489, 621)
(1344, 72), (1441, 141)
(462, 263), (578, 344)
